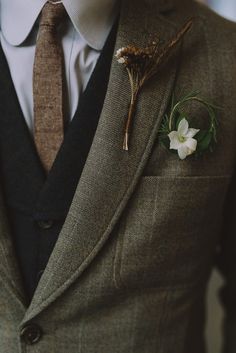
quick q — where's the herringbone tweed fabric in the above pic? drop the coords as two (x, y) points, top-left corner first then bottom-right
(0, 0), (236, 352)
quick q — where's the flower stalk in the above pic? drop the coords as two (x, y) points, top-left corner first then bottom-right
(116, 18), (193, 151)
(123, 90), (138, 150)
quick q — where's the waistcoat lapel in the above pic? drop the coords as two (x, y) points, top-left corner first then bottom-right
(24, 0), (187, 320)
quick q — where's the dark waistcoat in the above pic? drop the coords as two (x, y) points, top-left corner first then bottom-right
(0, 23), (117, 302)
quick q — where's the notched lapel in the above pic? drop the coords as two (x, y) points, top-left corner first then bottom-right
(24, 0), (184, 321)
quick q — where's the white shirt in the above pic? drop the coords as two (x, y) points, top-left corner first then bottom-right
(0, 0), (119, 132)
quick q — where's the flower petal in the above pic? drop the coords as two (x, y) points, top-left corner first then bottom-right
(185, 128), (200, 138)
(177, 145), (189, 160)
(118, 57), (126, 64)
(177, 118), (189, 136)
(184, 137), (197, 152)
(168, 131), (181, 150)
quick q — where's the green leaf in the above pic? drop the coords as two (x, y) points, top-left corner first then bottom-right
(197, 131), (213, 152)
(159, 135), (170, 149)
(195, 130), (208, 143)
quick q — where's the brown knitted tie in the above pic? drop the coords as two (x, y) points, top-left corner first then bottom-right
(33, 1), (67, 172)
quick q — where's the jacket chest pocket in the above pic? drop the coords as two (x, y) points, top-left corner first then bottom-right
(113, 175), (231, 290)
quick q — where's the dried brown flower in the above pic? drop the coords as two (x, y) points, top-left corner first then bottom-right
(116, 18), (193, 151)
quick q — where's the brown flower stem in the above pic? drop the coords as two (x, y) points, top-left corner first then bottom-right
(145, 18), (193, 81)
(123, 92), (138, 151)
(117, 17), (194, 151)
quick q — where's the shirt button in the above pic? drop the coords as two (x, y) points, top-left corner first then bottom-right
(20, 324), (43, 345)
(36, 219), (54, 229)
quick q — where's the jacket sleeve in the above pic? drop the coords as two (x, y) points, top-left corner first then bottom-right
(216, 171), (236, 353)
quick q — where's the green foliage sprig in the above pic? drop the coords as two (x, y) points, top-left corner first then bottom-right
(158, 91), (219, 159)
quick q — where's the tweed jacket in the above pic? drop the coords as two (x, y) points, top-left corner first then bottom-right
(0, 0), (236, 352)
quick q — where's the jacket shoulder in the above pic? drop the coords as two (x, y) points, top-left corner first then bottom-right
(179, 0), (236, 46)
(194, 1), (236, 38)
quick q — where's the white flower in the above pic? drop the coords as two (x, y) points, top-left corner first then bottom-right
(115, 48), (127, 64)
(168, 118), (200, 160)
(117, 57), (126, 64)
(115, 48), (125, 58)
(116, 47), (124, 56)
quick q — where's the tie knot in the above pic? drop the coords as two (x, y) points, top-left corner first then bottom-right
(39, 1), (67, 28)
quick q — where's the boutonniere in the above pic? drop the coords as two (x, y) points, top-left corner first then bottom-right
(116, 18), (193, 151)
(158, 91), (218, 159)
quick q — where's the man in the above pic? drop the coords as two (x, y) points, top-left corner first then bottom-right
(0, 0), (235, 352)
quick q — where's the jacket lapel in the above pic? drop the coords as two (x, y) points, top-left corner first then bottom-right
(24, 0), (183, 320)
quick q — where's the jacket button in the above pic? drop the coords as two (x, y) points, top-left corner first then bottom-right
(20, 324), (43, 345)
(36, 219), (54, 229)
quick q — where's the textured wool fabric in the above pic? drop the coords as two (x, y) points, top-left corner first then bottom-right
(33, 2), (67, 172)
(0, 0), (236, 352)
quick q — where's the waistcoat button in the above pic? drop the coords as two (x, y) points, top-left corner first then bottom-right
(36, 219), (54, 229)
(20, 324), (43, 345)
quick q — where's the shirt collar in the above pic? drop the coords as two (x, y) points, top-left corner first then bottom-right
(0, 0), (120, 50)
